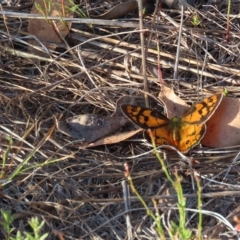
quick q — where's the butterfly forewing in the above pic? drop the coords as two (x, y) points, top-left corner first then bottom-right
(182, 93), (223, 124)
(121, 104), (169, 129)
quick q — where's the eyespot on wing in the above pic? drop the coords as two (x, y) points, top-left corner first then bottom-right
(144, 123), (206, 153)
(178, 123), (207, 153)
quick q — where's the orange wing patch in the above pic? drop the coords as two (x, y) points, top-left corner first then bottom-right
(177, 123), (206, 153)
(182, 93), (223, 124)
(121, 105), (169, 129)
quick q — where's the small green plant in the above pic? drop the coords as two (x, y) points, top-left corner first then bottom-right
(0, 210), (48, 240)
(226, 0), (231, 43)
(35, 0), (69, 30)
(1, 210), (15, 239)
(125, 130), (203, 239)
(125, 164), (166, 239)
(223, 88), (229, 96)
(167, 169), (192, 239)
(0, 128), (61, 187)
(12, 217), (48, 240)
(191, 14), (201, 27)
(195, 174), (203, 240)
(0, 136), (12, 179)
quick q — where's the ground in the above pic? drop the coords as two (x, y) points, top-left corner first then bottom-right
(0, 0), (240, 239)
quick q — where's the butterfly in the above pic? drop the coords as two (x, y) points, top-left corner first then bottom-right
(121, 93), (223, 153)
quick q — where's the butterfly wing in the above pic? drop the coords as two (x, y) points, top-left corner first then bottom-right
(143, 125), (177, 148)
(182, 93), (223, 124)
(121, 100), (210, 153)
(177, 123), (206, 153)
(144, 122), (206, 153)
(121, 105), (169, 129)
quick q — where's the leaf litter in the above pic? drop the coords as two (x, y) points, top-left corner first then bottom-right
(28, 0), (73, 57)
(57, 95), (142, 146)
(1, 0), (240, 239)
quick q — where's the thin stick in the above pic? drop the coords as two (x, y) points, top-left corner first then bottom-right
(137, 0), (149, 107)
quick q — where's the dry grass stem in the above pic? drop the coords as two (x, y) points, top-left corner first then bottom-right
(0, 1), (240, 239)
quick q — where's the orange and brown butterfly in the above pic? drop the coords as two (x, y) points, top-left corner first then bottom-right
(121, 93), (223, 153)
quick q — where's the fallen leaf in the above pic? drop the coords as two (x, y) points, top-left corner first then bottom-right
(234, 215), (240, 232)
(28, 0), (73, 57)
(57, 96), (137, 143)
(202, 96), (240, 148)
(158, 85), (189, 118)
(82, 129), (142, 148)
(58, 115), (129, 142)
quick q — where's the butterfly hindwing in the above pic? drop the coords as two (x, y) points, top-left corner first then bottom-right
(177, 123), (206, 153)
(144, 123), (206, 153)
(144, 125), (176, 147)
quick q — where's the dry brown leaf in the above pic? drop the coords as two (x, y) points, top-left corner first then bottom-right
(82, 129), (142, 148)
(58, 115), (129, 142)
(202, 96), (240, 148)
(158, 85), (189, 118)
(57, 96), (137, 144)
(28, 0), (73, 57)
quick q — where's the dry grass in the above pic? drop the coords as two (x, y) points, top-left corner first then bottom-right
(1, 0), (240, 239)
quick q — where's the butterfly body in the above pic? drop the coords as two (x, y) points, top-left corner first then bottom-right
(121, 93), (223, 153)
